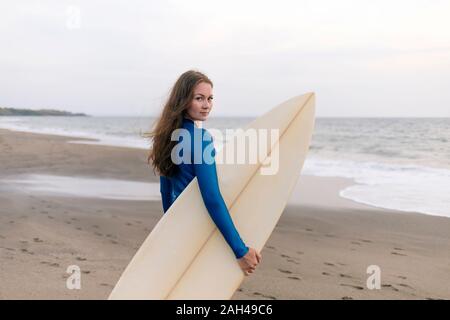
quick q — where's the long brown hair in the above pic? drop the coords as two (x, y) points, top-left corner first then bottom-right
(145, 70), (213, 177)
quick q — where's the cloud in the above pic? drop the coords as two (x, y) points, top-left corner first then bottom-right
(0, 0), (449, 116)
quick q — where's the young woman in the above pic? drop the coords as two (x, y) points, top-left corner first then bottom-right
(147, 70), (261, 276)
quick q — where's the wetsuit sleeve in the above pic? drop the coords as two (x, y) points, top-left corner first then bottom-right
(193, 128), (249, 259)
(160, 175), (173, 213)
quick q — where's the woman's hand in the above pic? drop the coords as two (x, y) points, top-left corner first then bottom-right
(237, 247), (262, 276)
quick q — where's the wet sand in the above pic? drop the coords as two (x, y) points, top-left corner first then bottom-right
(1, 128), (449, 300)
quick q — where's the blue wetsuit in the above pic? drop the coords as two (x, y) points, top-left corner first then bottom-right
(159, 117), (249, 259)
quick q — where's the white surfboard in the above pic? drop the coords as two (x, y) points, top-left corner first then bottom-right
(108, 92), (316, 299)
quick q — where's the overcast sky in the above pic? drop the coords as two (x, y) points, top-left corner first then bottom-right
(1, 0), (449, 117)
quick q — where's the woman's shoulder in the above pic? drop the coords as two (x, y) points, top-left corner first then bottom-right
(200, 127), (213, 139)
(181, 121), (213, 140)
(160, 175), (171, 181)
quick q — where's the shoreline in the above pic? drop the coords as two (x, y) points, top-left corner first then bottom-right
(0, 127), (436, 217)
(1, 128), (450, 299)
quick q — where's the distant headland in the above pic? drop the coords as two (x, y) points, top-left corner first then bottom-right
(0, 107), (88, 116)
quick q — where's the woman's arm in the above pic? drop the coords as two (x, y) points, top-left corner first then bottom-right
(160, 175), (173, 213)
(193, 128), (249, 259)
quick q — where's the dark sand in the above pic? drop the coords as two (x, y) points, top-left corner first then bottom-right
(1, 128), (449, 300)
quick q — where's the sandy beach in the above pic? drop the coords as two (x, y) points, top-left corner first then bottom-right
(1, 128), (449, 300)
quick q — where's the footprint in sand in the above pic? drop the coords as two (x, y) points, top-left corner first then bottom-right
(322, 272), (331, 276)
(266, 246), (276, 250)
(351, 241), (362, 245)
(340, 283), (364, 290)
(125, 222), (133, 226)
(21, 248), (34, 255)
(339, 273), (353, 279)
(110, 240), (119, 244)
(92, 225), (100, 229)
(394, 247), (405, 251)
(76, 257), (87, 261)
(359, 239), (372, 243)
(305, 228), (313, 232)
(94, 232), (103, 237)
(397, 283), (414, 290)
(252, 292), (277, 300)
(381, 284), (399, 292)
(391, 251), (407, 256)
(397, 275), (407, 280)
(341, 296), (354, 300)
(278, 269), (293, 274)
(324, 262), (335, 267)
(82, 270), (91, 274)
(287, 259), (300, 265)
(76, 227), (82, 231)
(100, 283), (113, 287)
(288, 276), (301, 281)
(33, 237), (43, 243)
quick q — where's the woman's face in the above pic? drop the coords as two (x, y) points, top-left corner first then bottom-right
(186, 82), (213, 122)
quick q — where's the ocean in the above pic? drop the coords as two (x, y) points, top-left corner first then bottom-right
(1, 116), (449, 218)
